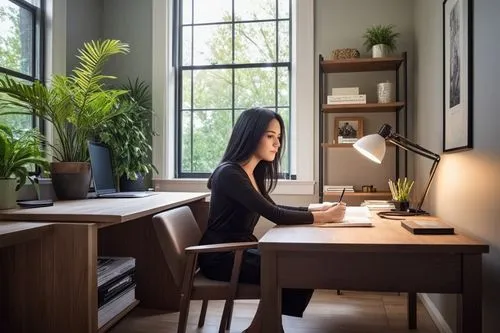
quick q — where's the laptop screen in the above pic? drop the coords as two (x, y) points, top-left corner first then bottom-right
(88, 142), (117, 195)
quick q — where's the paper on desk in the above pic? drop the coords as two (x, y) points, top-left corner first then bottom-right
(308, 201), (337, 211)
(316, 206), (372, 227)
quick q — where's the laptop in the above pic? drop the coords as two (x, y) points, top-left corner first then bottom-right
(87, 141), (156, 198)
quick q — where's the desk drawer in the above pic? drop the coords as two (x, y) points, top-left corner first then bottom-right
(277, 251), (462, 293)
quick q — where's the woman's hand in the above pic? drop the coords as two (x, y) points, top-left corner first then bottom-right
(311, 202), (346, 224)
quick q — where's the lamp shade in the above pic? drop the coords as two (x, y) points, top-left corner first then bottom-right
(353, 133), (386, 163)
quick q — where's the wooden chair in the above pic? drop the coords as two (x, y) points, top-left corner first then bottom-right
(152, 206), (260, 333)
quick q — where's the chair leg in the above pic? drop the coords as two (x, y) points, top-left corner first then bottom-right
(219, 299), (234, 333)
(198, 300), (208, 328)
(177, 294), (191, 333)
(226, 300), (235, 330)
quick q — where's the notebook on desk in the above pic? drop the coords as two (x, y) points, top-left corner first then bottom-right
(315, 206), (373, 227)
(88, 141), (157, 198)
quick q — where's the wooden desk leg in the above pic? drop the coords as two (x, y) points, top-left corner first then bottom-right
(51, 223), (98, 333)
(261, 249), (281, 333)
(458, 255), (482, 333)
(2, 223), (97, 333)
(407, 292), (417, 329)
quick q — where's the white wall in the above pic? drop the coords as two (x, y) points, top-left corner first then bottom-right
(414, 0), (500, 332)
(315, 0), (414, 194)
(102, 0), (153, 87)
(66, 0), (102, 73)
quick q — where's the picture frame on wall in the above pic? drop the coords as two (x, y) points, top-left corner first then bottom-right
(334, 117), (363, 144)
(443, 0), (473, 152)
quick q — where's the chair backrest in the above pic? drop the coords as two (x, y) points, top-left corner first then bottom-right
(152, 206), (202, 288)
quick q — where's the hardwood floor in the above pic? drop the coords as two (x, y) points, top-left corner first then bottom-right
(109, 290), (440, 333)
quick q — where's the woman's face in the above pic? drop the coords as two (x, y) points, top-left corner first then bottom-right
(254, 118), (281, 162)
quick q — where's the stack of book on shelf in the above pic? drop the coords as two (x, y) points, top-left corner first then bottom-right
(323, 185), (355, 193)
(338, 137), (358, 144)
(97, 256), (136, 328)
(361, 200), (395, 211)
(327, 87), (366, 105)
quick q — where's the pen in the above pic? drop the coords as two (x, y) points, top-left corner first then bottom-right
(338, 188), (346, 203)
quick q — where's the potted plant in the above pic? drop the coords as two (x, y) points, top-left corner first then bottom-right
(363, 24), (400, 58)
(0, 40), (130, 199)
(97, 79), (158, 191)
(0, 123), (49, 209)
(388, 177), (414, 211)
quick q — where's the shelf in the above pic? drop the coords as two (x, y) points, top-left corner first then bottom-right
(322, 102), (405, 113)
(321, 142), (396, 148)
(320, 57), (404, 73)
(323, 191), (392, 199)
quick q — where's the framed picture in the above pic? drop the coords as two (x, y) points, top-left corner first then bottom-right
(443, 0), (473, 152)
(334, 117), (364, 144)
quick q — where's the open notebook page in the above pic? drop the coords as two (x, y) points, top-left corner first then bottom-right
(316, 206), (372, 227)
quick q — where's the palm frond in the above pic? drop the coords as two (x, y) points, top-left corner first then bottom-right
(0, 39), (131, 162)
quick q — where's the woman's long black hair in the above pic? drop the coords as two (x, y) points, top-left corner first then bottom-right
(207, 107), (285, 195)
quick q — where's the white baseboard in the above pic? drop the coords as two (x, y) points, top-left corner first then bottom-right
(418, 293), (453, 333)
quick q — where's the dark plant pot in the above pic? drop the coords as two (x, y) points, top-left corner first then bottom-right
(50, 162), (91, 200)
(393, 200), (410, 212)
(119, 173), (146, 192)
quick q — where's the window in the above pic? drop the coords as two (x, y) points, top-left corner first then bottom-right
(0, 0), (45, 131)
(174, 0), (291, 178)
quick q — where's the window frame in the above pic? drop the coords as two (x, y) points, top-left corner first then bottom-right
(0, 0), (46, 133)
(173, 0), (292, 179)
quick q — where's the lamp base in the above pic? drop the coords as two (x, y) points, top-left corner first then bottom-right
(377, 208), (430, 220)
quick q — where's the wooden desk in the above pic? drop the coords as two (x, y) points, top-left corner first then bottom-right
(0, 222), (55, 333)
(260, 216), (489, 333)
(0, 192), (209, 333)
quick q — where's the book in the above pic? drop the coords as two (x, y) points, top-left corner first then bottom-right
(327, 94), (366, 105)
(332, 87), (359, 95)
(401, 220), (454, 235)
(323, 185), (354, 192)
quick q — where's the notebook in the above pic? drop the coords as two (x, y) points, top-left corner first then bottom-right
(315, 206), (373, 227)
(88, 141), (156, 198)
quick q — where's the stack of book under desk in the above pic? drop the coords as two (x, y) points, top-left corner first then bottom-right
(97, 256), (137, 329)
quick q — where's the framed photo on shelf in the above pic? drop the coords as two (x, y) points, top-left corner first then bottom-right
(334, 117), (364, 144)
(443, 0), (473, 152)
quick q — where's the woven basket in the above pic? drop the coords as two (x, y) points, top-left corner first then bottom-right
(331, 48), (360, 60)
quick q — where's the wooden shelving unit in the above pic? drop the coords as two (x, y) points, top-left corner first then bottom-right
(323, 191), (392, 200)
(322, 102), (405, 113)
(320, 57), (404, 73)
(321, 142), (396, 148)
(318, 53), (408, 203)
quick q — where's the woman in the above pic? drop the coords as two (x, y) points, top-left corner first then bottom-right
(199, 107), (346, 333)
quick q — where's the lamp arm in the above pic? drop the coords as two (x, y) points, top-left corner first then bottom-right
(415, 158), (440, 211)
(388, 133), (441, 162)
(387, 133), (441, 213)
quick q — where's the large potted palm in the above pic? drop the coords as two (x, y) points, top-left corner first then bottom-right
(0, 40), (129, 199)
(0, 123), (49, 209)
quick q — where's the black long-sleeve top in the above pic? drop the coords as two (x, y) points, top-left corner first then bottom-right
(199, 162), (314, 247)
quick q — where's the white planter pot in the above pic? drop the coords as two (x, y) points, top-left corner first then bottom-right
(372, 44), (388, 58)
(0, 178), (18, 210)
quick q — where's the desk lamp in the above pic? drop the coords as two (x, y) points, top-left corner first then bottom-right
(353, 124), (440, 216)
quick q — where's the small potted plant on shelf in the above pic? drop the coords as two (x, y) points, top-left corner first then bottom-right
(388, 177), (414, 211)
(0, 39), (130, 199)
(363, 24), (400, 58)
(0, 123), (49, 209)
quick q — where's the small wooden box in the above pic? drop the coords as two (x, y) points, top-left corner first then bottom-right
(401, 220), (454, 235)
